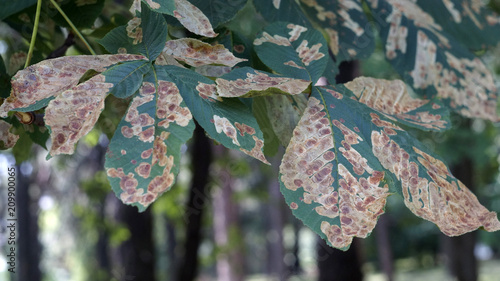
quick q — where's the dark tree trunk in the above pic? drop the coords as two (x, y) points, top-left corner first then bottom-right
(212, 149), (245, 281)
(16, 165), (42, 281)
(442, 157), (477, 281)
(176, 124), (212, 281)
(266, 174), (286, 280)
(111, 200), (156, 281)
(375, 214), (394, 281)
(317, 238), (364, 281)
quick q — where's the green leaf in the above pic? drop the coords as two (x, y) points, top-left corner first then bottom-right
(105, 70), (195, 211)
(252, 97), (279, 156)
(279, 85), (500, 250)
(103, 60), (152, 98)
(299, 0), (375, 63)
(156, 65), (270, 164)
(343, 77), (450, 131)
(253, 0), (312, 27)
(51, 0), (105, 29)
(368, 0), (499, 121)
(254, 22), (329, 83)
(416, 0), (500, 50)
(215, 67), (310, 98)
(188, 0), (248, 28)
(260, 94), (307, 147)
(99, 2), (168, 60)
(0, 0), (36, 20)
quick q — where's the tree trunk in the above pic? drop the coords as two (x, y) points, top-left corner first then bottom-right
(16, 164), (42, 281)
(317, 238), (364, 281)
(266, 156), (286, 280)
(375, 214), (394, 281)
(212, 148), (245, 281)
(110, 198), (156, 281)
(176, 124), (212, 281)
(442, 157), (477, 281)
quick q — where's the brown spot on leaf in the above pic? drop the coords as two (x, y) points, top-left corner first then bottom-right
(162, 38), (245, 67)
(215, 70), (310, 98)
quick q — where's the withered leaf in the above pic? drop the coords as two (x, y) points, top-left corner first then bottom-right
(368, 0), (499, 121)
(162, 38), (246, 67)
(0, 119), (19, 149)
(215, 67), (310, 98)
(344, 77), (450, 131)
(280, 85), (500, 250)
(0, 54), (146, 117)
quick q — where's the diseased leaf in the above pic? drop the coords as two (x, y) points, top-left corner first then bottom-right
(280, 85), (500, 250)
(172, 0), (218, 37)
(299, 0), (375, 63)
(215, 67), (310, 98)
(156, 65), (270, 164)
(100, 2), (168, 60)
(0, 119), (19, 149)
(0, 54), (146, 117)
(253, 0), (312, 28)
(45, 74), (112, 156)
(344, 77), (450, 131)
(254, 22), (329, 83)
(416, 0), (500, 50)
(368, 0), (499, 121)
(105, 71), (195, 211)
(161, 38), (247, 67)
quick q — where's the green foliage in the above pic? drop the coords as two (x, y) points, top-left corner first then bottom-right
(1, 0), (500, 250)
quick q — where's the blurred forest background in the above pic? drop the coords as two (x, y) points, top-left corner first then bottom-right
(2, 0), (500, 280)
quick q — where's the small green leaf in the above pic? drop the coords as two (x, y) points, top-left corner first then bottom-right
(188, 0), (248, 28)
(254, 22), (329, 83)
(99, 2), (167, 60)
(253, 0), (312, 27)
(103, 60), (152, 98)
(252, 97), (279, 156)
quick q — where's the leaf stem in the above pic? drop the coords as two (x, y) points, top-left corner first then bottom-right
(24, 0), (43, 68)
(49, 0), (96, 55)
